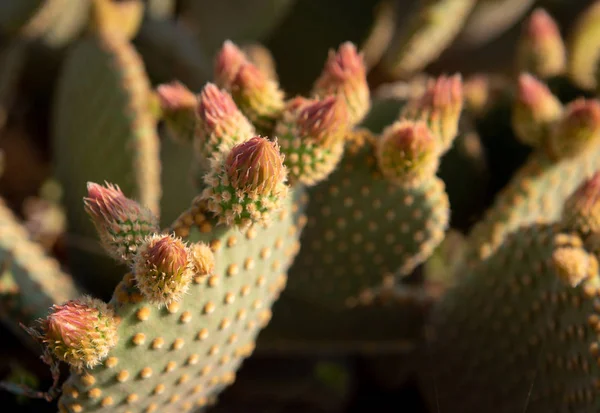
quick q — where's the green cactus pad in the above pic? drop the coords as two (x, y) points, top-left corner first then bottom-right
(0, 198), (80, 347)
(381, 0), (476, 78)
(52, 33), (161, 293)
(422, 223), (600, 412)
(281, 133), (449, 310)
(57, 189), (307, 413)
(466, 143), (600, 262)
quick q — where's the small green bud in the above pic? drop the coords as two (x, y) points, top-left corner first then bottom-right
(376, 120), (439, 186)
(312, 42), (370, 126)
(156, 81), (198, 144)
(133, 234), (193, 307)
(195, 83), (255, 161)
(202, 136), (288, 229)
(548, 98), (600, 159)
(400, 74), (463, 153)
(84, 182), (159, 263)
(516, 9), (566, 78)
(512, 73), (563, 147)
(40, 296), (118, 370)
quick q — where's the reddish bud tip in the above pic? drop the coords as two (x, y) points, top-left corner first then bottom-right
(156, 81), (197, 112)
(297, 96), (348, 145)
(41, 296), (118, 369)
(312, 42), (369, 125)
(563, 172), (600, 234)
(549, 98), (600, 158)
(214, 40), (249, 90)
(517, 8), (566, 78)
(197, 83), (240, 129)
(226, 136), (286, 195)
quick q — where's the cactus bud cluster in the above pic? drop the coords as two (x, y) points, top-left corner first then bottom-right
(83, 182), (159, 262)
(202, 136), (288, 228)
(312, 42), (370, 126)
(214, 41), (285, 133)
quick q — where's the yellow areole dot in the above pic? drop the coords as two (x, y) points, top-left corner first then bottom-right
(180, 311), (192, 323)
(105, 357), (118, 368)
(172, 338), (185, 350)
(136, 307), (151, 321)
(227, 264), (239, 276)
(117, 370), (130, 382)
(132, 333), (146, 346)
(80, 374), (96, 387)
(126, 394), (138, 404)
(100, 396), (114, 407)
(151, 337), (165, 349)
(70, 405), (83, 413)
(164, 361), (177, 373)
(153, 384), (166, 395)
(203, 302), (216, 314)
(87, 388), (102, 399)
(140, 367), (153, 379)
(187, 354), (200, 365)
(167, 302), (180, 314)
(197, 328), (209, 340)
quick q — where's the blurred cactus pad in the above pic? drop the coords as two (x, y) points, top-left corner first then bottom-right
(4, 1), (600, 413)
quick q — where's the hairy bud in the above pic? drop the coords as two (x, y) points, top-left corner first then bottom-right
(84, 182), (159, 262)
(195, 83), (255, 161)
(400, 74), (463, 153)
(156, 81), (198, 144)
(512, 73), (563, 147)
(312, 42), (370, 126)
(214, 40), (249, 90)
(41, 296), (118, 370)
(548, 98), (600, 159)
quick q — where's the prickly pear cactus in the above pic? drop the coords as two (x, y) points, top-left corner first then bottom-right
(466, 74), (600, 262)
(0, 196), (80, 347)
(53, 26), (161, 292)
(422, 173), (600, 413)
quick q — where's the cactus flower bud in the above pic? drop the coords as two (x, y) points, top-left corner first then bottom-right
(512, 73), (563, 147)
(275, 96), (349, 185)
(376, 120), (440, 186)
(230, 63), (285, 133)
(214, 40), (250, 90)
(84, 182), (159, 262)
(195, 83), (255, 161)
(312, 42), (370, 126)
(156, 81), (198, 144)
(399, 74), (463, 153)
(552, 246), (598, 288)
(548, 98), (600, 159)
(242, 43), (278, 81)
(567, 1), (600, 90)
(562, 172), (600, 235)
(133, 234), (193, 306)
(189, 242), (215, 276)
(202, 136), (288, 228)
(516, 9), (566, 79)
(40, 296), (118, 370)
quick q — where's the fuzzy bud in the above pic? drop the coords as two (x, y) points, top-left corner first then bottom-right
(275, 96), (348, 185)
(230, 63), (285, 133)
(195, 83), (255, 161)
(242, 43), (278, 81)
(189, 243), (215, 276)
(552, 246), (598, 288)
(562, 172), (600, 235)
(399, 74), (463, 153)
(376, 120), (440, 186)
(548, 98), (600, 159)
(84, 182), (159, 263)
(214, 40), (249, 90)
(516, 9), (566, 78)
(202, 136), (288, 228)
(512, 73), (563, 147)
(133, 234), (193, 306)
(40, 296), (118, 370)
(312, 42), (370, 126)
(567, 1), (600, 90)
(156, 81), (198, 144)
